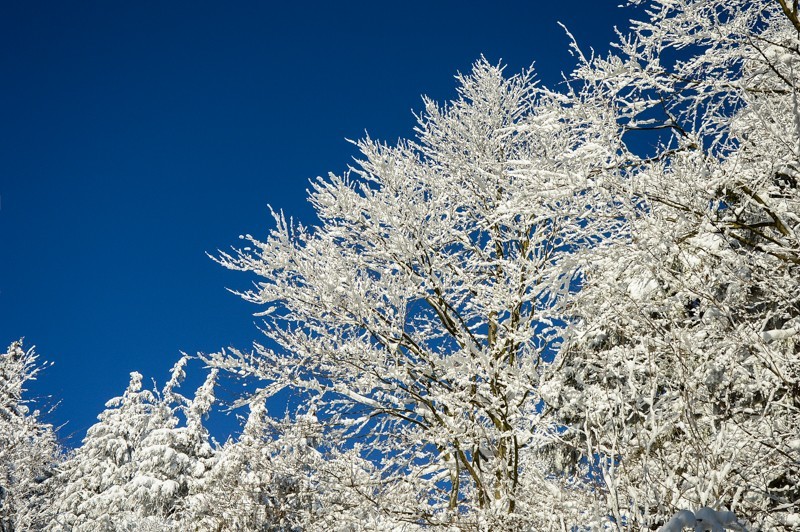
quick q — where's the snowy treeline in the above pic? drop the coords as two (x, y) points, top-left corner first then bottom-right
(3, 0), (800, 529)
(2, 346), (406, 531)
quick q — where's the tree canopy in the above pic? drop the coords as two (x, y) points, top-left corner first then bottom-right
(3, 0), (800, 529)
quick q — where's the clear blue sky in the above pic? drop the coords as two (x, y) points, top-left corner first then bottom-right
(1, 1), (632, 445)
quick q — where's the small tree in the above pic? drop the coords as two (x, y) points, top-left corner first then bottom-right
(0, 341), (59, 532)
(48, 371), (161, 531)
(48, 361), (217, 531)
(126, 362), (217, 526)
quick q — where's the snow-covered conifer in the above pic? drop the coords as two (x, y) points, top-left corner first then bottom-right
(0, 341), (59, 532)
(48, 362), (217, 531)
(48, 371), (160, 531)
(125, 363), (216, 526)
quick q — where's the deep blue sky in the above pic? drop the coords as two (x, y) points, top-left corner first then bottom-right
(1, 1), (632, 445)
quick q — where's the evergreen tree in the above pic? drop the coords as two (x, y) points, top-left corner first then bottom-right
(0, 341), (59, 532)
(49, 361), (217, 531)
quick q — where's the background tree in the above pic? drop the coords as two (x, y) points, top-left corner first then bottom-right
(0, 341), (60, 532)
(48, 361), (218, 531)
(48, 371), (163, 531)
(126, 362), (217, 527)
(186, 401), (418, 531)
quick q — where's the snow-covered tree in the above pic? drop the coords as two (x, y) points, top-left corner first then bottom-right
(8, 0), (799, 529)
(48, 371), (161, 531)
(542, 0), (800, 528)
(192, 400), (427, 531)
(48, 360), (217, 531)
(188, 402), (322, 530)
(211, 57), (626, 528)
(125, 362), (217, 526)
(210, 0), (800, 528)
(0, 341), (59, 532)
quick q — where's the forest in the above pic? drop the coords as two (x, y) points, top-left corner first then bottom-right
(2, 0), (799, 529)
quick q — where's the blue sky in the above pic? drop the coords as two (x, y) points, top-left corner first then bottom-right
(1, 1), (631, 445)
